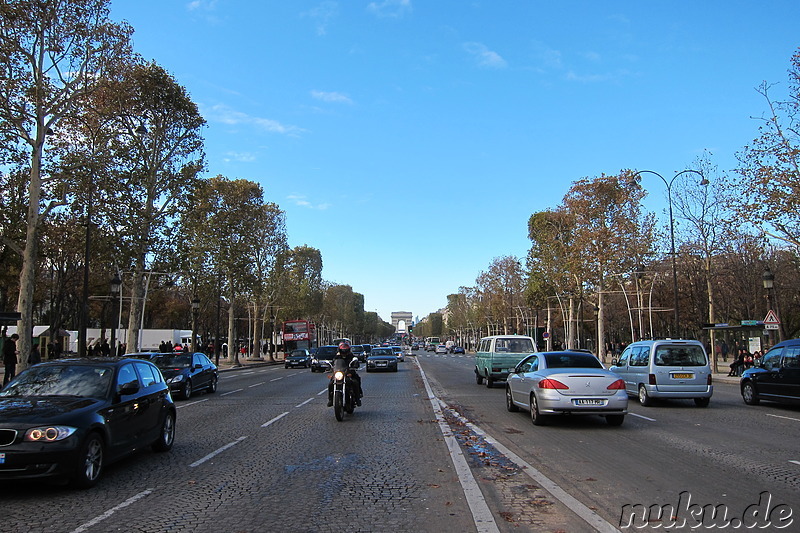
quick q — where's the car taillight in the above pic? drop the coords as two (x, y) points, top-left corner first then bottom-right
(607, 379), (626, 390)
(539, 378), (568, 389)
(707, 374), (712, 385)
(649, 373), (657, 385)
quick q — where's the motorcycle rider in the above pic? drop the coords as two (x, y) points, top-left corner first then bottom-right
(327, 341), (363, 407)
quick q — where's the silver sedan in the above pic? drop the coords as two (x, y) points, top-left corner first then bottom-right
(506, 351), (628, 426)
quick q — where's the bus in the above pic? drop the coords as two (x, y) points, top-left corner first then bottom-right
(425, 336), (441, 351)
(282, 320), (316, 352)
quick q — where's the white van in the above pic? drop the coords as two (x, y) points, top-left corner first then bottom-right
(609, 339), (713, 406)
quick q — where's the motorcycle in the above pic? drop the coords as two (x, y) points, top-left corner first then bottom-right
(331, 357), (360, 422)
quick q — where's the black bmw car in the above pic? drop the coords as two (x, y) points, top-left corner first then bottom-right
(0, 358), (176, 488)
(129, 352), (218, 400)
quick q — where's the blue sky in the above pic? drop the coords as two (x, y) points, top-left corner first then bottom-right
(110, 0), (800, 323)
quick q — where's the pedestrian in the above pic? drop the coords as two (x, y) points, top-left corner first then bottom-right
(3, 333), (19, 387)
(100, 339), (111, 357)
(29, 342), (41, 365)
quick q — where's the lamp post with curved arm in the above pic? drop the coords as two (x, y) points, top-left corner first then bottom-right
(631, 169), (704, 335)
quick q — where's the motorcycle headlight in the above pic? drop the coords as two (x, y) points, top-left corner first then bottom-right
(25, 425), (76, 442)
(168, 374), (185, 384)
(334, 371), (345, 380)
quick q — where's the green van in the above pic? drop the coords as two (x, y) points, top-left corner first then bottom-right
(474, 335), (537, 388)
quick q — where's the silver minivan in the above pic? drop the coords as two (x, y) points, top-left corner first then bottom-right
(609, 339), (713, 406)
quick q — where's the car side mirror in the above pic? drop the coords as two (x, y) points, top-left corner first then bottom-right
(194, 363), (203, 370)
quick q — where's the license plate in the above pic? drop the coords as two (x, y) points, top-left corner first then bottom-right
(573, 399), (606, 406)
(0, 453), (5, 464)
(672, 373), (693, 379)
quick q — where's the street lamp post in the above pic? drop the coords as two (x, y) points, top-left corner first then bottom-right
(631, 169), (704, 336)
(110, 274), (121, 356)
(762, 268), (778, 346)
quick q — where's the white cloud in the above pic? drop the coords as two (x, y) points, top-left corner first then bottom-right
(202, 104), (304, 136)
(367, 0), (412, 18)
(222, 151), (256, 163)
(287, 194), (330, 210)
(310, 90), (354, 104)
(302, 1), (339, 36)
(463, 42), (507, 69)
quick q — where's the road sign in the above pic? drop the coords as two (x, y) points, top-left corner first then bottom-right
(763, 310), (780, 325)
(541, 331), (550, 339)
(741, 320), (759, 326)
(765, 324), (780, 330)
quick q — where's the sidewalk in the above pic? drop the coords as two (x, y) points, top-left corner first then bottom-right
(215, 355), (285, 372)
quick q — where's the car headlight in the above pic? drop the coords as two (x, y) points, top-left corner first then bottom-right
(168, 375), (185, 384)
(25, 425), (77, 442)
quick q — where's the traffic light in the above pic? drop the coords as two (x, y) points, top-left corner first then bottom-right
(408, 324), (413, 333)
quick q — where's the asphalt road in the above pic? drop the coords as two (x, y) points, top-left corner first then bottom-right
(1, 351), (798, 532)
(417, 350), (800, 531)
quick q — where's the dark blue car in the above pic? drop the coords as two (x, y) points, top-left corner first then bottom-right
(0, 358), (176, 488)
(741, 338), (800, 406)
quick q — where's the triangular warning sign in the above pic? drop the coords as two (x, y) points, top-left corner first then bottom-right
(763, 309), (780, 325)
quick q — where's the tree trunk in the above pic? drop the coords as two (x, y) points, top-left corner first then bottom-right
(228, 279), (238, 365)
(16, 144), (44, 373)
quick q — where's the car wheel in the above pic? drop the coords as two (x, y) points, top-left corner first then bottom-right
(486, 377), (494, 389)
(181, 379), (193, 400)
(475, 371), (484, 385)
(742, 381), (759, 405)
(505, 386), (519, 412)
(72, 433), (104, 489)
(207, 375), (218, 393)
(529, 393), (548, 426)
(152, 411), (176, 452)
(638, 385), (653, 406)
(606, 414), (625, 426)
(694, 397), (710, 407)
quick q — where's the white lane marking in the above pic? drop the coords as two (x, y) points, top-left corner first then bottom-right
(249, 381), (266, 388)
(262, 412), (289, 427)
(767, 413), (800, 422)
(414, 359), (499, 533)
(70, 489), (154, 533)
(270, 376), (284, 382)
(790, 460), (800, 466)
(439, 398), (621, 533)
(317, 389), (327, 396)
(296, 398), (314, 407)
(220, 388), (243, 396)
(190, 436), (247, 467)
(176, 398), (208, 409)
(630, 412), (657, 422)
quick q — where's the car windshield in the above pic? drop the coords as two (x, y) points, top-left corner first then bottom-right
(654, 346), (707, 366)
(543, 353), (603, 369)
(290, 351), (306, 357)
(0, 364), (113, 398)
(152, 354), (191, 368)
(372, 348), (393, 356)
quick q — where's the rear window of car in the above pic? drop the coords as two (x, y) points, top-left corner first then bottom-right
(654, 346), (707, 366)
(495, 338), (535, 353)
(544, 353), (603, 369)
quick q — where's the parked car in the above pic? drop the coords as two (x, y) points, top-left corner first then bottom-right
(506, 351), (628, 426)
(0, 358), (176, 488)
(285, 349), (312, 369)
(741, 338), (800, 406)
(141, 352), (218, 400)
(435, 344), (448, 355)
(366, 347), (399, 372)
(609, 339), (712, 407)
(391, 345), (405, 362)
(312, 345), (338, 372)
